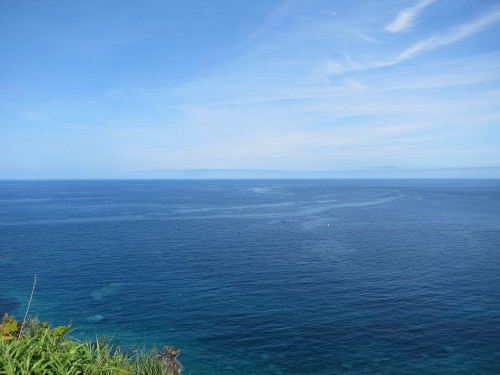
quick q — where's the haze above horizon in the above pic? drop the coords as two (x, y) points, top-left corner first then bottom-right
(1, 0), (500, 179)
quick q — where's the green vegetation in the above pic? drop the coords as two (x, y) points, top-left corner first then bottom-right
(0, 314), (174, 375)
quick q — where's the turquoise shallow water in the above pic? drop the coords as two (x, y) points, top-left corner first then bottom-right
(1, 179), (499, 374)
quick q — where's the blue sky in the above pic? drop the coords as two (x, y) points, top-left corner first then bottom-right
(1, 0), (500, 179)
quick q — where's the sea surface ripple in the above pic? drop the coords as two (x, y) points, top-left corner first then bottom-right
(0, 179), (499, 374)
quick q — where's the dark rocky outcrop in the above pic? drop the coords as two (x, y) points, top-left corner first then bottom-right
(157, 346), (183, 375)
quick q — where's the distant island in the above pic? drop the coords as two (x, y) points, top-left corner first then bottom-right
(130, 166), (500, 179)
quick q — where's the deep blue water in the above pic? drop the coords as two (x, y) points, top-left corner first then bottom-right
(1, 179), (499, 374)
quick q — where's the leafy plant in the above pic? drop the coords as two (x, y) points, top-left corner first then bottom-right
(1, 314), (178, 375)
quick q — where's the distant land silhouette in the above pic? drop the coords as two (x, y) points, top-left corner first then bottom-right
(131, 166), (500, 179)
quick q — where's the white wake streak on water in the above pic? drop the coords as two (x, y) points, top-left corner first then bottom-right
(0, 196), (405, 225)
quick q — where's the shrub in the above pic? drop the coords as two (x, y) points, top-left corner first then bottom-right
(0, 314), (175, 375)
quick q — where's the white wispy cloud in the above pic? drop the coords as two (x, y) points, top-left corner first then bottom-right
(210, 78), (367, 106)
(375, 53), (500, 92)
(324, 8), (500, 76)
(386, 0), (437, 33)
(392, 8), (500, 61)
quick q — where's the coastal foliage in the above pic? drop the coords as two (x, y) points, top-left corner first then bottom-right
(0, 314), (173, 375)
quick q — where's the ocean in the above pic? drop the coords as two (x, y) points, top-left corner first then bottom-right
(0, 179), (499, 374)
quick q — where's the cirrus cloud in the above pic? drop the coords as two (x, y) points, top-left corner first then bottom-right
(386, 0), (437, 33)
